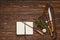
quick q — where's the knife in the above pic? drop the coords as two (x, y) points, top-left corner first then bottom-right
(48, 7), (54, 32)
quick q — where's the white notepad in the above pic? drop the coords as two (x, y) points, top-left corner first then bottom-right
(16, 22), (33, 35)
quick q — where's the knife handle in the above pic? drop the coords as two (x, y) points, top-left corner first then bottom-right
(51, 21), (54, 32)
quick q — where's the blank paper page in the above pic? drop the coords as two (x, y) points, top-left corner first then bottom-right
(26, 22), (33, 35)
(16, 22), (24, 35)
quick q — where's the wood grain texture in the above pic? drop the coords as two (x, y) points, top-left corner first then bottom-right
(0, 1), (60, 40)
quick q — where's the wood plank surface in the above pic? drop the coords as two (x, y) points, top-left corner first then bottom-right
(0, 1), (60, 40)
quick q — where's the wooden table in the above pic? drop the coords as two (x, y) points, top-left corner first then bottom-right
(0, 1), (60, 40)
